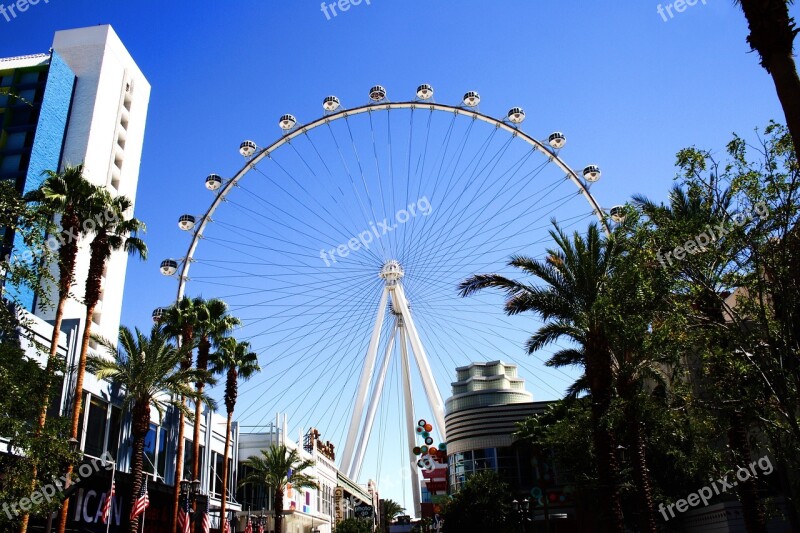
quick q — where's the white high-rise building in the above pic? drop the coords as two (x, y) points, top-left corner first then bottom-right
(30, 25), (151, 344)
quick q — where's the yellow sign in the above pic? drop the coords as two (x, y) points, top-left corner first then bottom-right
(334, 486), (344, 523)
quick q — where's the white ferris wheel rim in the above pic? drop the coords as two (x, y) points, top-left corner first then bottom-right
(173, 99), (610, 301)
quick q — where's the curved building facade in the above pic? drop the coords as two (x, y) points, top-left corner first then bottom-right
(444, 361), (548, 493)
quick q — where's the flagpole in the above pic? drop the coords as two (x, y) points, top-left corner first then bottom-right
(106, 410), (123, 533)
(105, 468), (115, 533)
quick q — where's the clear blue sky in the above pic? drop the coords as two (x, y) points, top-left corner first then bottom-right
(3, 0), (797, 511)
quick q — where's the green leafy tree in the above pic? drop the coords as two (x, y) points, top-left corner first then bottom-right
(0, 180), (72, 531)
(631, 124), (800, 530)
(516, 399), (596, 493)
(335, 517), (373, 533)
(214, 338), (260, 529)
(634, 162), (776, 532)
(0, 339), (80, 529)
(87, 325), (211, 533)
(0, 181), (55, 336)
(57, 189), (146, 533)
(239, 444), (317, 533)
(459, 223), (626, 532)
(440, 470), (513, 533)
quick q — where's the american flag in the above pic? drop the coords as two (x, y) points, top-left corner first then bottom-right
(200, 499), (211, 533)
(244, 517), (253, 533)
(101, 478), (115, 524)
(177, 494), (192, 533)
(130, 476), (149, 520)
(257, 520), (264, 533)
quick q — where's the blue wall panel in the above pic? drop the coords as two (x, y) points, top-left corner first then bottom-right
(8, 52), (75, 311)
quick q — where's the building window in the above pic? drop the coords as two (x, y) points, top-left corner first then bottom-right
(184, 440), (205, 482)
(473, 448), (497, 472)
(108, 406), (121, 459)
(84, 397), (108, 458)
(143, 424), (157, 475)
(211, 452), (233, 501)
(157, 427), (169, 480)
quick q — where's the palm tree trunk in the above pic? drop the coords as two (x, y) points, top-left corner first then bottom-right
(768, 48), (800, 165)
(275, 488), (284, 533)
(220, 411), (233, 533)
(591, 408), (625, 533)
(20, 220), (79, 533)
(191, 386), (203, 476)
(172, 403), (187, 533)
(55, 305), (97, 533)
(130, 402), (150, 533)
(172, 329), (193, 533)
(57, 238), (105, 533)
(627, 416), (657, 532)
(738, 0), (800, 164)
(192, 337), (210, 482)
(587, 343), (625, 533)
(728, 410), (767, 533)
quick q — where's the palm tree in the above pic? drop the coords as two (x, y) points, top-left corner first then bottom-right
(213, 337), (260, 529)
(191, 299), (240, 484)
(87, 325), (210, 533)
(380, 499), (405, 530)
(239, 444), (317, 533)
(735, 0), (800, 163)
(158, 296), (202, 533)
(459, 223), (625, 533)
(612, 354), (666, 533)
(24, 165), (99, 432)
(56, 190), (147, 533)
(19, 165), (99, 533)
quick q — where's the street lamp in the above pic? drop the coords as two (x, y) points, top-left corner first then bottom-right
(179, 478), (203, 530)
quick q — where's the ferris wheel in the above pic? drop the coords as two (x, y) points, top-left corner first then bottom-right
(157, 85), (613, 515)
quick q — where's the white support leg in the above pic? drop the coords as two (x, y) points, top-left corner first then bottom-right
(394, 284), (447, 439)
(341, 287), (390, 476)
(399, 325), (422, 518)
(351, 319), (398, 479)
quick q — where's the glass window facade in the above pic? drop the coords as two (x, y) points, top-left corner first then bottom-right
(448, 446), (532, 493)
(78, 395), (122, 461)
(237, 464), (273, 511)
